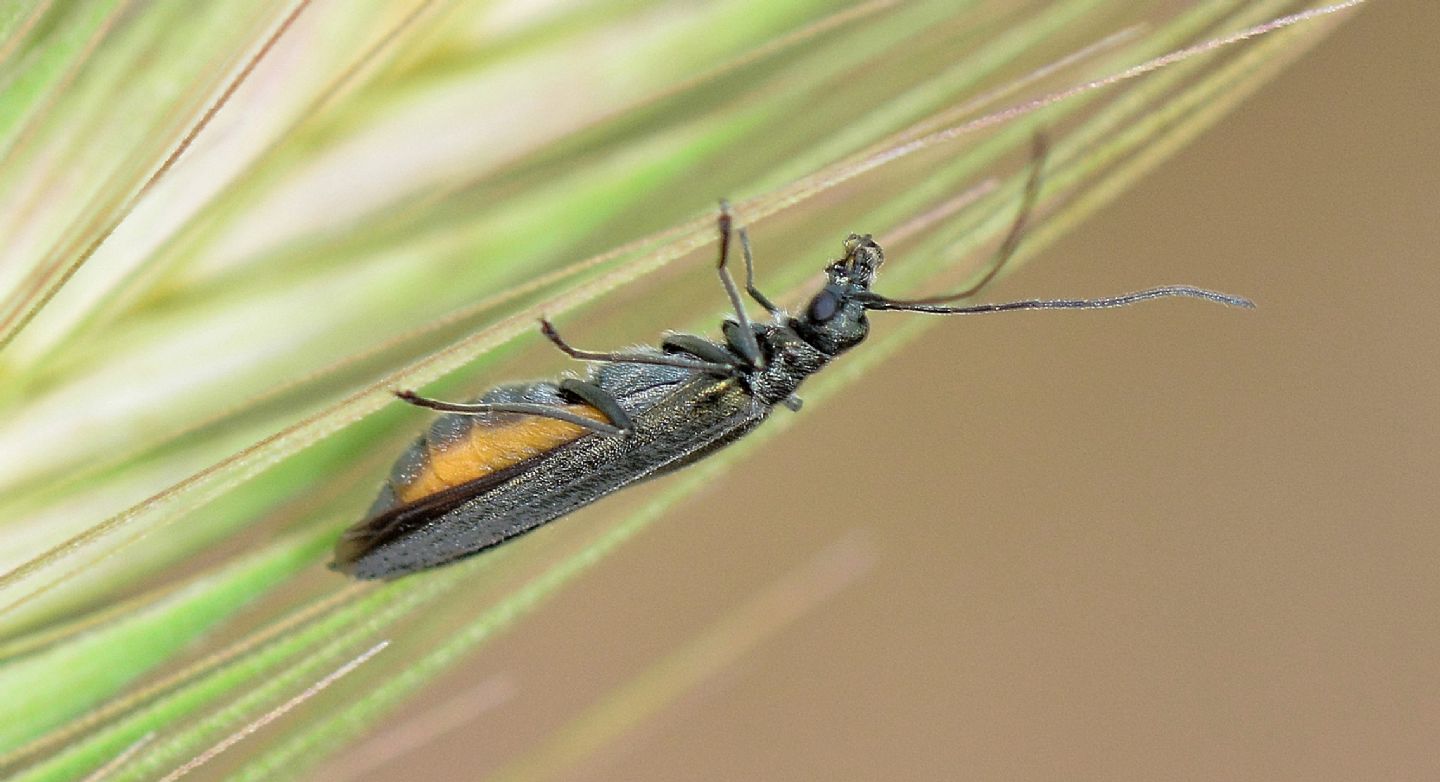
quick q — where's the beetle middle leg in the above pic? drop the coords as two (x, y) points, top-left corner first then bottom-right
(539, 318), (738, 376)
(715, 200), (764, 367)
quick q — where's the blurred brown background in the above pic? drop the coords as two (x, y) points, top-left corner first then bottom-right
(326, 4), (1438, 780)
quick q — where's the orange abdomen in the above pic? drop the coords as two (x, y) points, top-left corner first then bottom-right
(394, 404), (608, 503)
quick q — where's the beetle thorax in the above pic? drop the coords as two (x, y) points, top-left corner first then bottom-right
(747, 325), (830, 405)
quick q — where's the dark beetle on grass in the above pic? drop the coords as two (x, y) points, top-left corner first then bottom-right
(332, 141), (1252, 579)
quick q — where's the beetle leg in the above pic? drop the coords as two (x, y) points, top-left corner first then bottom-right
(558, 378), (635, 433)
(540, 318), (738, 376)
(738, 227), (780, 315)
(716, 201), (764, 366)
(394, 390), (626, 436)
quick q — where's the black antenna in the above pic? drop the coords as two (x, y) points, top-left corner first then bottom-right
(878, 133), (1049, 307)
(862, 134), (1253, 316)
(860, 285), (1254, 314)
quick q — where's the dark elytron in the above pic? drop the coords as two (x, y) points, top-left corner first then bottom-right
(333, 146), (1253, 579)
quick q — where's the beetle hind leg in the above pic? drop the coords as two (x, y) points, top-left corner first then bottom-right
(558, 378), (634, 433)
(394, 390), (627, 436)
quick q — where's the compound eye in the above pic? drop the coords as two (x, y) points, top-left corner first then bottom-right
(807, 289), (840, 322)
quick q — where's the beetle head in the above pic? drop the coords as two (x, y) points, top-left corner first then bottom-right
(792, 234), (883, 356)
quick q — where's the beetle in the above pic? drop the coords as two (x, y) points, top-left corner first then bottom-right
(332, 145), (1252, 579)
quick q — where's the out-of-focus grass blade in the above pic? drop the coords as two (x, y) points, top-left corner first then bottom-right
(486, 532), (878, 782)
(0, 527), (328, 756)
(0, 1), (292, 353)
